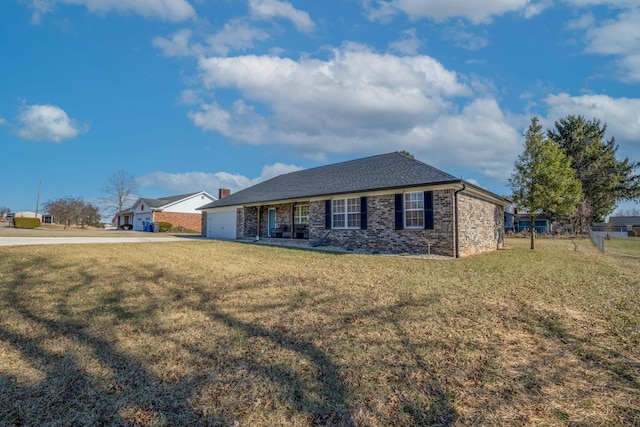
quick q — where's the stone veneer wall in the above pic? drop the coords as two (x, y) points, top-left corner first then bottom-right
(235, 190), (504, 257)
(309, 190), (456, 256)
(236, 206), (257, 238)
(456, 193), (505, 257)
(153, 211), (203, 232)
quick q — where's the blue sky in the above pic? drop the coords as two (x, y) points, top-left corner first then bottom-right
(1, 0), (639, 216)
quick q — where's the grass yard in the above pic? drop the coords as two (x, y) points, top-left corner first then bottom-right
(0, 238), (638, 426)
(605, 237), (640, 257)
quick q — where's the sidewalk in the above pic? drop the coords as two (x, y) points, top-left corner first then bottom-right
(0, 225), (204, 246)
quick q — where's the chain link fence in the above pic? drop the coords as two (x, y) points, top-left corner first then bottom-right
(589, 228), (605, 253)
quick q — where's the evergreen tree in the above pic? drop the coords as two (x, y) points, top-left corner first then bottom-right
(509, 117), (583, 249)
(547, 115), (640, 222)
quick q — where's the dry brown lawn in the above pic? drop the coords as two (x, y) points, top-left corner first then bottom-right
(605, 237), (640, 258)
(0, 238), (638, 426)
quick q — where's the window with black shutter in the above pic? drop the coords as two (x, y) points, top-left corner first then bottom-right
(325, 200), (332, 229)
(394, 194), (404, 230)
(424, 191), (434, 230)
(360, 196), (367, 230)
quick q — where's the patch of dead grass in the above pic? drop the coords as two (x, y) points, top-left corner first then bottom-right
(0, 238), (638, 425)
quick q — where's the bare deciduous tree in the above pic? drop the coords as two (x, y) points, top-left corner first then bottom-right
(102, 170), (137, 215)
(44, 197), (101, 229)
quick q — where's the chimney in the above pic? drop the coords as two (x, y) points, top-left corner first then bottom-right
(218, 188), (231, 199)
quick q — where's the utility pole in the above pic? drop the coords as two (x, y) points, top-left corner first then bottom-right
(35, 180), (41, 216)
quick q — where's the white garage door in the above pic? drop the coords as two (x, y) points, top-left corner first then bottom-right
(133, 213), (151, 231)
(206, 209), (237, 239)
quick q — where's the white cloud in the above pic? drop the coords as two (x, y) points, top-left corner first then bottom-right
(389, 28), (422, 55)
(154, 21), (271, 58)
(153, 29), (202, 57)
(543, 92), (640, 143)
(567, 7), (640, 82)
(200, 44), (468, 103)
(28, 0), (55, 24)
(137, 162), (303, 194)
(177, 89), (203, 105)
(562, 0), (639, 7)
(618, 53), (640, 82)
(188, 102), (232, 134)
(28, 0), (196, 24)
(191, 43), (472, 148)
(206, 19), (271, 56)
(442, 22), (490, 50)
(186, 44), (527, 181)
(403, 98), (522, 179)
(189, 100), (269, 144)
(523, 0), (552, 18)
(0, 117), (7, 126)
(566, 12), (595, 30)
(15, 104), (87, 142)
(365, 0), (531, 24)
(364, 0), (636, 24)
(583, 9), (640, 56)
(137, 171), (253, 194)
(541, 92), (640, 174)
(258, 162), (304, 181)
(248, 0), (314, 33)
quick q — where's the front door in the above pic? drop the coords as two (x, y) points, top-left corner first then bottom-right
(268, 209), (276, 237)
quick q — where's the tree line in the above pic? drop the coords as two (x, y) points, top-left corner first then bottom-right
(509, 115), (640, 249)
(43, 197), (101, 229)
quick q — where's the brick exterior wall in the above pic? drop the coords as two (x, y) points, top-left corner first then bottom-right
(153, 211), (203, 232)
(234, 189), (504, 257)
(310, 191), (456, 256)
(237, 206), (258, 238)
(456, 193), (505, 257)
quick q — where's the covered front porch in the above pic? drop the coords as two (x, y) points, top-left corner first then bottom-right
(241, 202), (310, 240)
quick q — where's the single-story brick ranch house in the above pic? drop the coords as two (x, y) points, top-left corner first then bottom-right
(198, 152), (510, 257)
(115, 191), (216, 232)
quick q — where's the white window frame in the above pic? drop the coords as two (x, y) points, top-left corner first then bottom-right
(404, 192), (424, 229)
(294, 204), (309, 225)
(332, 198), (360, 229)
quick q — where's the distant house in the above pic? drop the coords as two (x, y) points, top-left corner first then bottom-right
(608, 216), (640, 232)
(592, 216), (640, 238)
(199, 152), (510, 258)
(115, 191), (216, 232)
(514, 213), (552, 234)
(13, 211), (42, 219)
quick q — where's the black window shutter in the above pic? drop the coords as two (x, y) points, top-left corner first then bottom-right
(424, 191), (434, 230)
(394, 193), (404, 230)
(325, 200), (332, 229)
(360, 196), (367, 230)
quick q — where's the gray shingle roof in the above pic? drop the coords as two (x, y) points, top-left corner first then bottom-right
(135, 192), (200, 210)
(199, 152), (461, 209)
(609, 216), (640, 226)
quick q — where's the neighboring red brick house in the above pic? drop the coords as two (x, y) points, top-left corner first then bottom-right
(115, 191), (216, 232)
